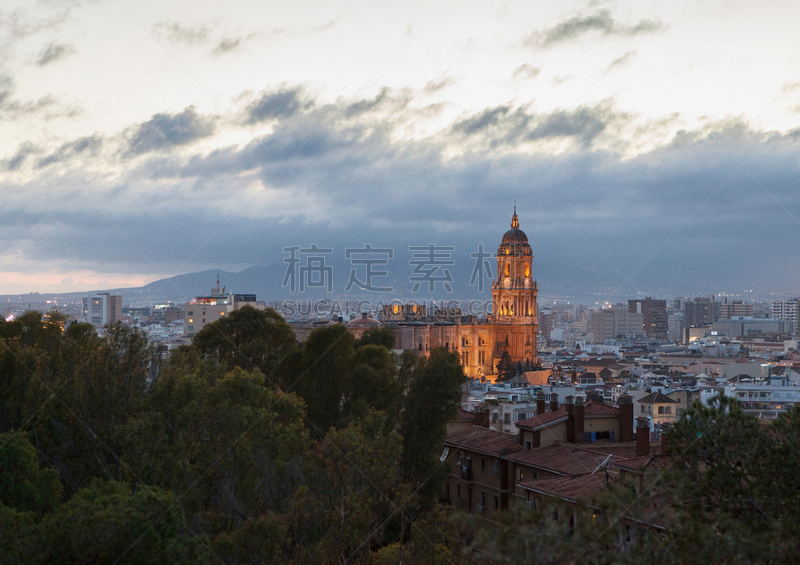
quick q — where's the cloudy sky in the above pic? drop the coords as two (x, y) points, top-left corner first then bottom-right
(2, 0), (800, 303)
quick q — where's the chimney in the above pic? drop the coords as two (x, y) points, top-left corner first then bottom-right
(566, 396), (575, 443)
(618, 394), (634, 442)
(636, 417), (650, 457)
(536, 392), (546, 415)
(574, 396), (585, 443)
(550, 393), (559, 412)
(660, 424), (670, 455)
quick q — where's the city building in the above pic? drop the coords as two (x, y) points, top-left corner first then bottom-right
(628, 298), (667, 340)
(719, 299), (753, 319)
(290, 208), (540, 378)
(184, 279), (264, 338)
(772, 298), (799, 329)
(637, 391), (678, 427)
(83, 293), (123, 328)
(683, 297), (720, 328)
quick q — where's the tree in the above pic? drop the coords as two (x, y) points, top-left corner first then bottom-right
(122, 367), (309, 531)
(400, 348), (465, 499)
(192, 306), (297, 379)
(345, 345), (403, 431)
(495, 352), (512, 382)
(278, 325), (356, 434)
(313, 410), (403, 564)
(355, 327), (396, 351)
(0, 431), (62, 513)
(34, 480), (206, 565)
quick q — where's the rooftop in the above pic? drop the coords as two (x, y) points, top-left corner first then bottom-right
(445, 426), (521, 457)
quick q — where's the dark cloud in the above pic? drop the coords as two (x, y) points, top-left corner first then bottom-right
(342, 87), (412, 118)
(35, 134), (102, 168)
(245, 87), (311, 123)
(3, 142), (40, 170)
(533, 10), (663, 47)
(124, 106), (216, 157)
(452, 103), (623, 148)
(36, 42), (75, 66)
(7, 86), (800, 300)
(0, 76), (81, 120)
(452, 106), (513, 135)
(152, 20), (212, 46)
(512, 64), (541, 80)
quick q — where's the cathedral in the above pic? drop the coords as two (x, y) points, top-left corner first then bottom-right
(292, 209), (539, 378)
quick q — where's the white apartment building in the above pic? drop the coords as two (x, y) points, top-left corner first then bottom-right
(83, 293), (123, 328)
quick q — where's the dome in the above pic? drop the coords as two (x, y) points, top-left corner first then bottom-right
(502, 227), (528, 245)
(346, 314), (381, 327)
(501, 206), (529, 245)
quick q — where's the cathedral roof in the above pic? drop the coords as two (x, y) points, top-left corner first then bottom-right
(501, 206), (529, 245)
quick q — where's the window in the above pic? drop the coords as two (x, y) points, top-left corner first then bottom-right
(457, 484), (461, 498)
(517, 467), (524, 480)
(493, 495), (499, 509)
(480, 491), (486, 506)
(493, 460), (499, 475)
(504, 414), (511, 425)
(481, 458), (486, 473)
(492, 413), (499, 424)
(188, 318), (193, 323)
(188, 311), (194, 316)
(525, 441), (532, 451)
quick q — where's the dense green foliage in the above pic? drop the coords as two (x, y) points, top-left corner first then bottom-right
(6, 307), (797, 564)
(0, 308), (465, 564)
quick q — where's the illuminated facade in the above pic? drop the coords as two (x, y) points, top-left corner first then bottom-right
(292, 209), (540, 378)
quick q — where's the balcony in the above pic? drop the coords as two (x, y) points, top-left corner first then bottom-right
(460, 466), (474, 481)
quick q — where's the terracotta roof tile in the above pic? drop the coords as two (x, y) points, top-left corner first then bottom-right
(583, 400), (620, 416)
(507, 443), (621, 475)
(445, 427), (521, 457)
(638, 391), (678, 404)
(455, 407), (476, 422)
(519, 472), (607, 501)
(516, 407), (568, 429)
(614, 454), (674, 471)
(574, 443), (662, 459)
(516, 400), (619, 430)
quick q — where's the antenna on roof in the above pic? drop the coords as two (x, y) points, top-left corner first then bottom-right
(591, 454), (612, 475)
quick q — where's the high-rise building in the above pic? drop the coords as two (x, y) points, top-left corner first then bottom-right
(684, 297), (720, 328)
(588, 308), (644, 343)
(719, 300), (753, 319)
(772, 298), (799, 322)
(83, 293), (123, 328)
(628, 298), (667, 340)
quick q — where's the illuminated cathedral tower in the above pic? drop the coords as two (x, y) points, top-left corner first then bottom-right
(491, 206), (539, 366)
